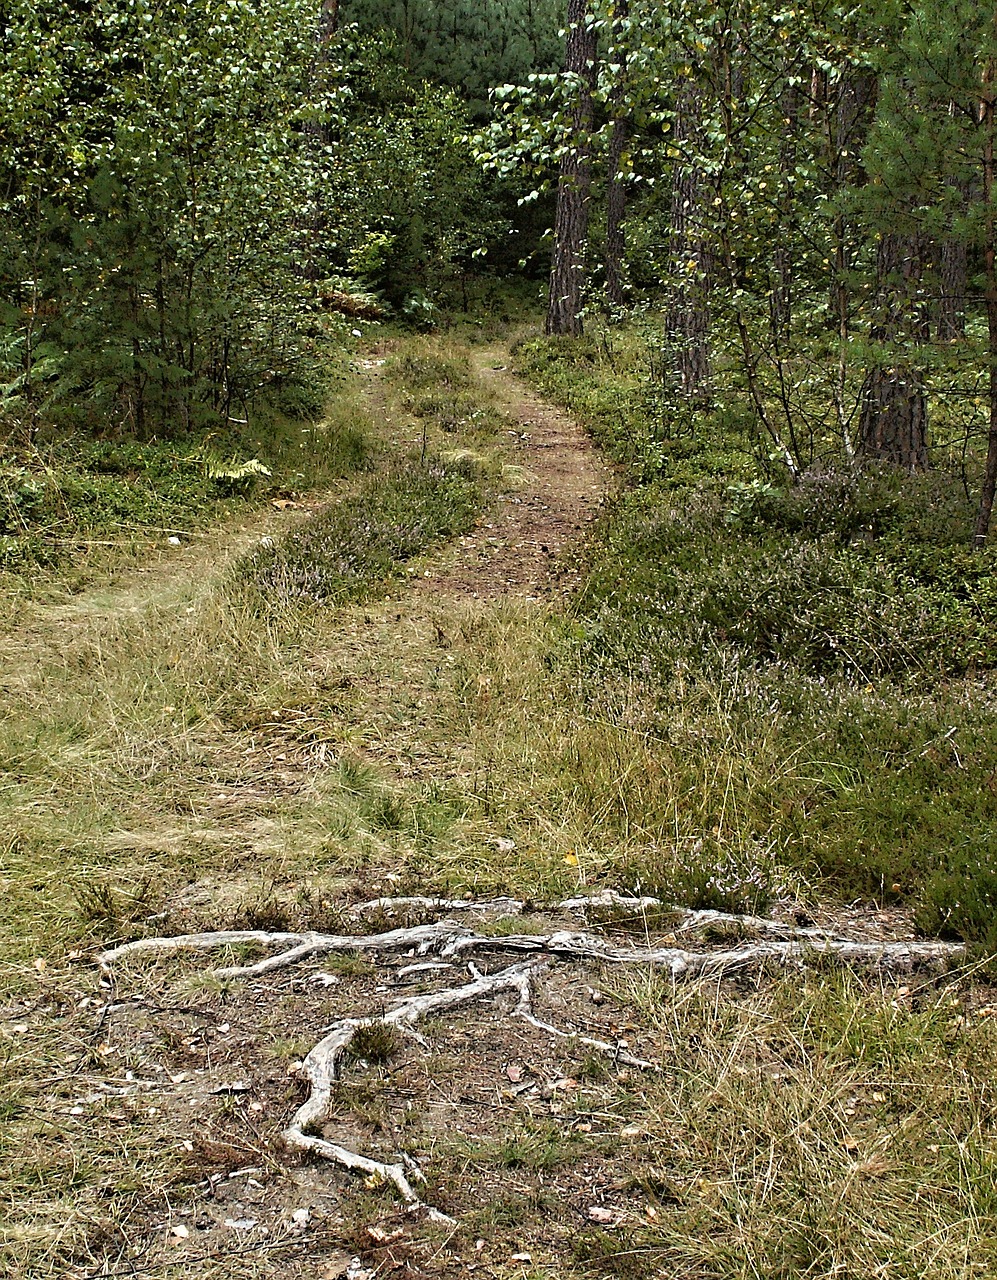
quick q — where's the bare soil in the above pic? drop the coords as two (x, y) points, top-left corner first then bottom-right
(414, 347), (611, 601)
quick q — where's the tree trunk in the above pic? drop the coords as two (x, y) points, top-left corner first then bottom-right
(665, 83), (710, 399)
(975, 51), (997, 547)
(937, 233), (968, 340)
(604, 0), (630, 309)
(937, 172), (969, 342)
(321, 0), (338, 39)
(546, 0), (598, 336)
(769, 82), (801, 345)
(859, 231), (929, 469)
(858, 368), (928, 469)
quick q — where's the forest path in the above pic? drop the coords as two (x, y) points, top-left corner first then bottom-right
(0, 493), (330, 703)
(2, 339), (627, 1280)
(414, 344), (610, 600)
(3, 339), (963, 1280)
(282, 341), (612, 829)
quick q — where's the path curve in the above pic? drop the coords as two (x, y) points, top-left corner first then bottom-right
(415, 345), (611, 600)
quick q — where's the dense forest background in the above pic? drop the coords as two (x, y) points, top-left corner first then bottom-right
(5, 0), (997, 525)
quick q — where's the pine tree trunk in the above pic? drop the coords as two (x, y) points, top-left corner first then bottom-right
(546, 0), (597, 336)
(859, 231), (930, 470)
(937, 237), (968, 339)
(604, 0), (630, 309)
(974, 53), (997, 547)
(937, 175), (968, 340)
(858, 368), (928, 469)
(665, 83), (710, 399)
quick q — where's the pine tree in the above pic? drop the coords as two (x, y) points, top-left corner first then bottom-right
(858, 0), (997, 534)
(339, 0), (564, 111)
(858, 230), (930, 469)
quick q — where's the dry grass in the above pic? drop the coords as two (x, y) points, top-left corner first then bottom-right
(560, 969), (997, 1279)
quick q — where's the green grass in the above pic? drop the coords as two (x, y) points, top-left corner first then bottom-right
(0, 360), (371, 574)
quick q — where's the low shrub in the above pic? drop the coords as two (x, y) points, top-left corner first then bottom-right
(519, 319), (997, 945)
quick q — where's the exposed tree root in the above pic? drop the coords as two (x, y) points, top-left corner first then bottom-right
(96, 898), (965, 1214)
(99, 920), (964, 982)
(99, 921), (463, 979)
(443, 930), (963, 977)
(349, 891), (846, 941)
(285, 959), (549, 1217)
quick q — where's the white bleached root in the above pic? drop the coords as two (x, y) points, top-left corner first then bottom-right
(99, 919), (965, 983)
(348, 891), (847, 942)
(284, 959), (547, 1217)
(96, 898), (965, 1213)
(99, 921), (465, 979)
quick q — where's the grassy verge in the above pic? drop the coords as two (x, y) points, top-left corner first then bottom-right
(0, 355), (370, 581)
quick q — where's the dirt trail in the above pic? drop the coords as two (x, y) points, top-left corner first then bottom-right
(284, 346), (612, 793)
(0, 497), (326, 701)
(4, 344), (965, 1280)
(417, 346), (610, 599)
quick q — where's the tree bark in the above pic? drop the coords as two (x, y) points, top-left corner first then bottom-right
(604, 0), (630, 309)
(937, 175), (969, 341)
(937, 238), (968, 339)
(321, 0), (338, 40)
(858, 368), (928, 469)
(859, 231), (929, 470)
(546, 0), (598, 336)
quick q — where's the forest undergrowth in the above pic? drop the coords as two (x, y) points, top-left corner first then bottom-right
(517, 323), (997, 955)
(2, 325), (997, 1280)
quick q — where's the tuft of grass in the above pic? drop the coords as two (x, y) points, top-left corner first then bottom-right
(462, 1120), (579, 1171)
(347, 1022), (403, 1065)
